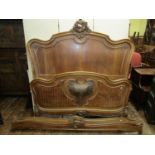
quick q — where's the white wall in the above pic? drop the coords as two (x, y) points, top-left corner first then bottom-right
(23, 19), (59, 42)
(58, 19), (94, 32)
(23, 19), (59, 81)
(23, 19), (129, 43)
(23, 19), (130, 81)
(94, 19), (129, 40)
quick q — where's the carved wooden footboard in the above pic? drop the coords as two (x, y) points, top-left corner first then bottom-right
(31, 72), (131, 116)
(12, 19), (143, 134)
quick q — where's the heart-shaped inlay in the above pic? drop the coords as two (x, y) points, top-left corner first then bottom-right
(65, 79), (95, 105)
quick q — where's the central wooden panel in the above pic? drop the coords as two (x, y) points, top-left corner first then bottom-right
(31, 72), (131, 116)
(29, 34), (133, 78)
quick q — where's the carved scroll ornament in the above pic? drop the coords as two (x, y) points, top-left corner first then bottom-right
(70, 19), (91, 39)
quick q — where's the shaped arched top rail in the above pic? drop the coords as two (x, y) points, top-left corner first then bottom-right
(27, 19), (134, 79)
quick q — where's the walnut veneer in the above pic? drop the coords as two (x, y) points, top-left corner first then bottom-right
(12, 19), (143, 134)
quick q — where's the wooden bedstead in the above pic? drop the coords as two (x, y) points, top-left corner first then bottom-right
(12, 19), (143, 133)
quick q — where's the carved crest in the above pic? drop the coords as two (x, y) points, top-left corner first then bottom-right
(71, 19), (91, 39)
(63, 79), (97, 106)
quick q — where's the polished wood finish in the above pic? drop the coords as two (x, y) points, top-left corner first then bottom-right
(12, 115), (142, 134)
(0, 20), (29, 96)
(135, 68), (155, 75)
(31, 72), (131, 116)
(28, 21), (134, 79)
(13, 19), (142, 133)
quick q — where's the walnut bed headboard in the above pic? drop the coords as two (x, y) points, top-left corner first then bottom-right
(27, 19), (134, 79)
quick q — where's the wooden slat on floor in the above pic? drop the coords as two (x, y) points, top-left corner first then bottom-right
(1, 97), (155, 134)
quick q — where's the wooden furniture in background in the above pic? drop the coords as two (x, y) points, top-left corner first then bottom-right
(130, 68), (155, 109)
(0, 112), (3, 125)
(144, 76), (155, 124)
(12, 19), (142, 133)
(130, 20), (155, 67)
(144, 19), (155, 45)
(0, 20), (30, 97)
(140, 45), (155, 67)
